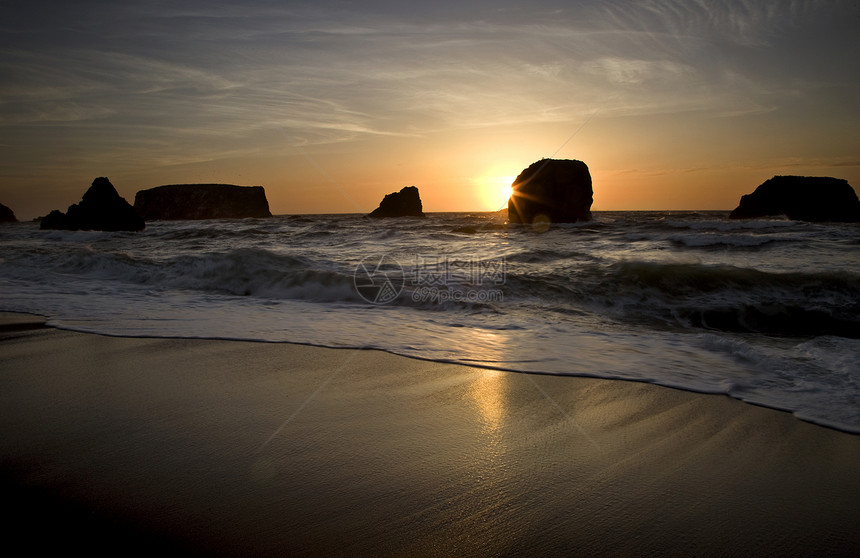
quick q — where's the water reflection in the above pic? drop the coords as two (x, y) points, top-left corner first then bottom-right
(464, 329), (513, 502)
(470, 369), (506, 432)
(464, 328), (512, 435)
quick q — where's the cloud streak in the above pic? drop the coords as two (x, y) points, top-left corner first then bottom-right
(4, 1), (834, 136)
(1, 0), (858, 214)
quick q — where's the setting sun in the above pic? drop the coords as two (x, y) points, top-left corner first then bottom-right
(477, 174), (516, 211)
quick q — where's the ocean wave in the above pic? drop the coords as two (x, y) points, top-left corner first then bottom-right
(503, 248), (594, 264)
(6, 241), (512, 311)
(677, 304), (860, 338)
(664, 216), (795, 231)
(3, 211), (860, 433)
(5, 245), (362, 303)
(610, 263), (860, 337)
(500, 260), (860, 337)
(667, 233), (790, 248)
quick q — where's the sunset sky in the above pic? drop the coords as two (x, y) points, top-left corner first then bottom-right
(2, 0), (859, 219)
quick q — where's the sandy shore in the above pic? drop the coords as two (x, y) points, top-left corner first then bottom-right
(1, 312), (858, 556)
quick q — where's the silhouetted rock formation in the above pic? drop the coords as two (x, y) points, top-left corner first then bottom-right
(0, 203), (16, 223)
(40, 177), (145, 231)
(134, 184), (272, 220)
(730, 176), (860, 222)
(368, 186), (425, 218)
(39, 210), (68, 229)
(508, 159), (593, 224)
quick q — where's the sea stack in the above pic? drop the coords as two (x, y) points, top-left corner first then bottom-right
(134, 184), (272, 220)
(40, 177), (145, 231)
(0, 202), (16, 223)
(508, 159), (593, 224)
(368, 186), (425, 218)
(730, 176), (860, 222)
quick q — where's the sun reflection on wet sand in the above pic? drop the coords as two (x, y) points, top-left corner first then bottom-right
(463, 328), (512, 436)
(470, 369), (507, 432)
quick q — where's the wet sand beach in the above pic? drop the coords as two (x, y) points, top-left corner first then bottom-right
(1, 313), (858, 556)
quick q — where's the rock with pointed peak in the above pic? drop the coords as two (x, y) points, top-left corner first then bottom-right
(368, 186), (425, 218)
(40, 177), (145, 231)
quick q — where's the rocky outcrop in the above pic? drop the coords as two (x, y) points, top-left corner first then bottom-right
(730, 176), (860, 222)
(368, 186), (425, 218)
(134, 184), (272, 220)
(0, 203), (16, 223)
(39, 210), (68, 230)
(40, 177), (145, 231)
(508, 159), (593, 224)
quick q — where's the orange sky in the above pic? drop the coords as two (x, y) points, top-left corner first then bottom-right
(2, 1), (859, 219)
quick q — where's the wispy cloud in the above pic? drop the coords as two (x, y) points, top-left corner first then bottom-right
(6, 1), (819, 138)
(1, 0), (858, 202)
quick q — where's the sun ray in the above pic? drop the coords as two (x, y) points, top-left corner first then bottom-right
(477, 174), (516, 211)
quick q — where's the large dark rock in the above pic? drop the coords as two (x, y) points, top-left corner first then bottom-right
(0, 203), (16, 223)
(508, 159), (593, 224)
(730, 176), (860, 222)
(134, 184), (272, 220)
(39, 210), (70, 230)
(40, 177), (145, 231)
(368, 186), (425, 218)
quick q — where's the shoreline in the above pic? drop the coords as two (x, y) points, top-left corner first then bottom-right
(27, 312), (860, 436)
(2, 312), (859, 555)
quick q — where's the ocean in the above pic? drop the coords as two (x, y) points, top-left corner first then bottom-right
(1, 211), (858, 433)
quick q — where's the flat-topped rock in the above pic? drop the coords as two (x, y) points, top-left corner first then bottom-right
(508, 159), (593, 224)
(134, 184), (272, 220)
(730, 176), (860, 222)
(368, 186), (425, 218)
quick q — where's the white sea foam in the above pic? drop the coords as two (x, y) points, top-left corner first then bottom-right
(1, 211), (859, 433)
